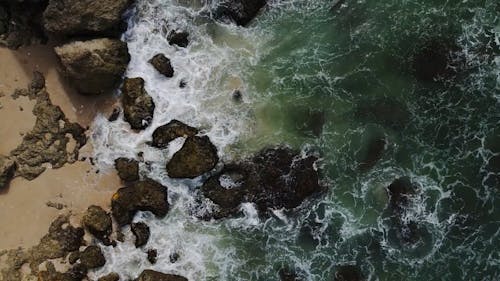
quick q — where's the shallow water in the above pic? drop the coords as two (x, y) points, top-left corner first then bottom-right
(91, 0), (500, 280)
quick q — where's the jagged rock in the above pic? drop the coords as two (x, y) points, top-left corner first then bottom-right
(149, 54), (175, 77)
(0, 155), (16, 189)
(111, 179), (169, 226)
(213, 0), (267, 26)
(334, 265), (363, 281)
(167, 30), (189, 48)
(115, 157), (140, 182)
(151, 120), (198, 148)
(201, 147), (324, 218)
(136, 270), (188, 281)
(44, 0), (132, 36)
(121, 77), (155, 130)
(354, 99), (410, 130)
(10, 73), (87, 180)
(80, 246), (106, 269)
(99, 272), (120, 281)
(166, 136), (218, 178)
(82, 205), (113, 245)
(131, 222), (150, 248)
(108, 107), (121, 122)
(147, 249), (158, 264)
(54, 38), (130, 95)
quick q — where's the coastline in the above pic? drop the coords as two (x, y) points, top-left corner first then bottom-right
(0, 44), (120, 251)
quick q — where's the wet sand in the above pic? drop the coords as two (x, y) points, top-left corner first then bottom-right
(0, 44), (121, 250)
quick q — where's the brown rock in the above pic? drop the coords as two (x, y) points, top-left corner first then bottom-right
(99, 272), (120, 281)
(80, 246), (106, 269)
(136, 270), (188, 281)
(82, 205), (113, 245)
(151, 120), (198, 148)
(121, 77), (155, 130)
(115, 157), (140, 182)
(131, 222), (150, 248)
(149, 54), (174, 77)
(0, 155), (16, 189)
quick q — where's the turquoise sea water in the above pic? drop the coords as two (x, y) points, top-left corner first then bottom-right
(93, 0), (499, 280)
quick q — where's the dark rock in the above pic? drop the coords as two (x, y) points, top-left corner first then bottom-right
(115, 157), (140, 182)
(0, 1), (46, 49)
(279, 267), (301, 281)
(82, 205), (113, 245)
(179, 80), (187, 88)
(167, 30), (189, 48)
(166, 136), (218, 178)
(147, 249), (158, 264)
(213, 0), (267, 26)
(201, 147), (324, 218)
(151, 120), (199, 148)
(66, 263), (88, 281)
(95, 273), (120, 281)
(44, 0), (132, 36)
(412, 40), (455, 82)
(169, 252), (179, 263)
(68, 251), (80, 264)
(387, 177), (416, 212)
(111, 179), (169, 226)
(136, 270), (188, 281)
(131, 222), (150, 248)
(334, 265), (363, 281)
(121, 77), (155, 130)
(108, 107), (121, 122)
(149, 54), (175, 78)
(0, 155), (16, 189)
(38, 262), (88, 281)
(98, 272), (120, 281)
(80, 245), (106, 269)
(55, 38), (130, 95)
(30, 71), (46, 93)
(358, 136), (386, 171)
(487, 155), (500, 173)
(232, 89), (242, 102)
(354, 99), (410, 130)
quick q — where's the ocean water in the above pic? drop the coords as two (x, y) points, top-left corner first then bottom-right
(90, 0), (500, 280)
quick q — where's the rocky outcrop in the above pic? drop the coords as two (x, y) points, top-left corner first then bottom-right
(166, 136), (218, 178)
(131, 222), (150, 248)
(79, 246), (106, 269)
(334, 265), (364, 281)
(44, 0), (132, 36)
(121, 77), (155, 130)
(213, 0), (267, 26)
(10, 73), (87, 180)
(149, 54), (175, 77)
(111, 179), (169, 226)
(115, 157), (140, 182)
(201, 147), (324, 218)
(151, 120), (198, 148)
(82, 205), (113, 245)
(54, 38), (130, 95)
(0, 155), (16, 189)
(136, 270), (188, 281)
(167, 30), (189, 48)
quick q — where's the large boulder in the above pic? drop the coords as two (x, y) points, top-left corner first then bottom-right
(131, 222), (150, 248)
(115, 157), (140, 182)
(43, 0), (132, 36)
(111, 180), (169, 226)
(136, 270), (188, 281)
(79, 246), (106, 269)
(0, 155), (16, 189)
(121, 77), (155, 130)
(201, 147), (324, 218)
(151, 120), (198, 148)
(55, 38), (130, 95)
(213, 0), (267, 26)
(166, 136), (218, 178)
(149, 54), (175, 77)
(81, 205), (113, 245)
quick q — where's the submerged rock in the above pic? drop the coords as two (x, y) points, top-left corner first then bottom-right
(358, 136), (387, 171)
(0, 155), (16, 189)
(136, 270), (188, 281)
(412, 39), (455, 82)
(79, 246), (106, 269)
(387, 177), (416, 212)
(122, 77), (156, 130)
(82, 205), (113, 245)
(334, 265), (364, 281)
(149, 54), (175, 77)
(55, 38), (130, 95)
(354, 99), (410, 130)
(166, 136), (218, 178)
(111, 179), (169, 226)
(279, 268), (302, 281)
(213, 0), (267, 26)
(131, 222), (150, 248)
(201, 147), (324, 218)
(115, 157), (140, 182)
(151, 120), (198, 148)
(44, 0), (131, 36)
(167, 30), (189, 48)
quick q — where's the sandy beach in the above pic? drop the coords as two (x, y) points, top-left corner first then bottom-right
(0, 44), (121, 251)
